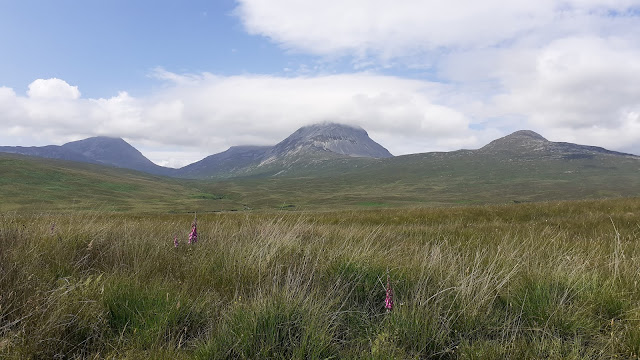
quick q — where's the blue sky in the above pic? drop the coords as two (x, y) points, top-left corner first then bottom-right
(1, 0), (292, 96)
(1, 0), (640, 167)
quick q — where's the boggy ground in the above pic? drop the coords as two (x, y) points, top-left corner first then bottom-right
(1, 198), (640, 359)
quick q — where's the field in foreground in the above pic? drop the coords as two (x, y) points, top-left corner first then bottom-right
(2, 198), (640, 359)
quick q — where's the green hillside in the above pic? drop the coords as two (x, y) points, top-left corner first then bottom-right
(201, 150), (640, 210)
(0, 154), (237, 213)
(1, 148), (639, 213)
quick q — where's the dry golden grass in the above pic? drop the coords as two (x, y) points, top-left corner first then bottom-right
(1, 198), (640, 358)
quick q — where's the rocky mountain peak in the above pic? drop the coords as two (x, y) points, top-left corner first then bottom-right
(267, 122), (393, 159)
(479, 130), (549, 153)
(508, 130), (548, 141)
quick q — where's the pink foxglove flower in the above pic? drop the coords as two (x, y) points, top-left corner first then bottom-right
(188, 217), (197, 244)
(173, 235), (179, 248)
(385, 275), (394, 312)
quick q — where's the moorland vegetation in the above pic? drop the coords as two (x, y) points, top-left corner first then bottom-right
(2, 198), (640, 358)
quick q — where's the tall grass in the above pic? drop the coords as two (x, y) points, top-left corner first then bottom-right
(1, 198), (640, 358)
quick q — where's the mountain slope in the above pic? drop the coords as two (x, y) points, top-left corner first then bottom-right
(478, 130), (636, 159)
(195, 129), (639, 208)
(0, 123), (394, 179)
(173, 123), (393, 178)
(201, 141), (640, 209)
(0, 137), (175, 176)
(177, 146), (271, 178)
(0, 153), (239, 212)
(0, 144), (94, 163)
(1, 127), (637, 183)
(2, 128), (639, 211)
(264, 123), (392, 160)
(246, 123), (391, 177)
(61, 136), (175, 175)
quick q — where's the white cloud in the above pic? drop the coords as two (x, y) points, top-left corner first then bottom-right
(27, 78), (81, 100)
(5, 0), (640, 167)
(489, 36), (640, 151)
(235, 0), (639, 59)
(2, 64), (640, 168)
(0, 73), (492, 167)
(231, 0), (640, 155)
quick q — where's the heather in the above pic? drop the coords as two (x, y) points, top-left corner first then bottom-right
(1, 198), (640, 358)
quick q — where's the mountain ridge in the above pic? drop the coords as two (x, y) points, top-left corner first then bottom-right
(0, 124), (637, 179)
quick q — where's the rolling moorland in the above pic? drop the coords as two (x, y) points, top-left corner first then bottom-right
(0, 123), (639, 212)
(1, 124), (640, 358)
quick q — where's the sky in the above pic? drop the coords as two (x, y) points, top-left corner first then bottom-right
(1, 0), (640, 167)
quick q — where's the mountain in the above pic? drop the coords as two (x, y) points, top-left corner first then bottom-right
(245, 123), (391, 176)
(2, 127), (639, 210)
(0, 136), (175, 176)
(174, 123), (393, 178)
(0, 123), (393, 179)
(60, 137), (174, 176)
(177, 146), (271, 178)
(478, 130), (636, 159)
(1, 126), (637, 181)
(0, 144), (94, 163)
(264, 123), (393, 159)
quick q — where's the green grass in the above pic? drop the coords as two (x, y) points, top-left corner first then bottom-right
(2, 198), (640, 358)
(0, 154), (241, 213)
(2, 150), (639, 213)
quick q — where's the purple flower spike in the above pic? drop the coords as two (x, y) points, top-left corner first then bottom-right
(385, 275), (394, 312)
(188, 216), (197, 244)
(174, 235), (179, 248)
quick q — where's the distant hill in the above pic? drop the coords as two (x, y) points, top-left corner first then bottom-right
(0, 144), (94, 163)
(0, 136), (175, 176)
(478, 130), (634, 159)
(0, 153), (238, 212)
(1, 125), (637, 183)
(61, 137), (175, 176)
(0, 123), (394, 178)
(176, 123), (394, 178)
(177, 145), (271, 179)
(264, 123), (393, 159)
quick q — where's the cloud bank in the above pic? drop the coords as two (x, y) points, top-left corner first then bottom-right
(0, 73), (493, 167)
(234, 0), (640, 154)
(236, 0), (640, 58)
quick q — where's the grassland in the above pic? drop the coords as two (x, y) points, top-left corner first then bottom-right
(197, 150), (640, 210)
(2, 152), (639, 213)
(0, 154), (238, 213)
(2, 198), (640, 358)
